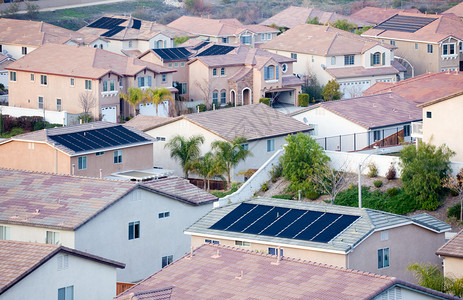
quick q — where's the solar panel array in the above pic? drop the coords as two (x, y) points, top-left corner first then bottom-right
(153, 47), (192, 61)
(210, 203), (360, 243)
(102, 26), (125, 37)
(88, 17), (125, 29)
(132, 19), (142, 30)
(192, 41), (210, 50)
(49, 126), (149, 152)
(196, 45), (235, 57)
(374, 15), (437, 33)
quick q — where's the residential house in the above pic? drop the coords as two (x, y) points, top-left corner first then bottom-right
(263, 24), (404, 98)
(260, 6), (373, 29)
(290, 92), (422, 151)
(77, 15), (191, 56)
(0, 52), (14, 88)
(443, 2), (463, 20)
(350, 6), (422, 25)
(185, 197), (450, 282)
(167, 16), (279, 48)
(0, 122), (155, 178)
(0, 18), (107, 60)
(436, 229), (463, 279)
(125, 104), (312, 181)
(0, 240), (124, 300)
(362, 13), (463, 76)
(0, 168), (217, 283)
(115, 244), (458, 300)
(6, 43), (176, 122)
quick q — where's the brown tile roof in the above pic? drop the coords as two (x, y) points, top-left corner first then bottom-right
(0, 18), (100, 47)
(444, 2), (463, 18)
(260, 6), (372, 28)
(116, 244), (458, 300)
(350, 6), (422, 24)
(291, 92), (422, 129)
(262, 23), (395, 56)
(363, 71), (463, 104)
(326, 65), (400, 79)
(6, 43), (174, 79)
(124, 115), (173, 131)
(362, 13), (463, 43)
(0, 240), (124, 295)
(436, 229), (463, 258)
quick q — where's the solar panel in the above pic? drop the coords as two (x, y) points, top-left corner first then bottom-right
(88, 17), (125, 29)
(209, 203), (256, 230)
(132, 19), (141, 29)
(374, 15), (437, 33)
(227, 205), (273, 232)
(243, 207), (289, 234)
(102, 26), (125, 37)
(259, 208), (306, 236)
(295, 213), (341, 241)
(196, 45), (235, 57)
(312, 215), (360, 243)
(153, 47), (192, 61)
(192, 41), (210, 50)
(276, 210), (323, 239)
(49, 125), (149, 153)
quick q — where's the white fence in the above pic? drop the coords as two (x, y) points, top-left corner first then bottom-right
(0, 106), (80, 126)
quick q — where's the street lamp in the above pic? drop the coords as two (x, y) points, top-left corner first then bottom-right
(358, 146), (379, 208)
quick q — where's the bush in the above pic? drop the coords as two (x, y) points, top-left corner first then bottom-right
(449, 189), (459, 197)
(261, 181), (269, 192)
(386, 164), (396, 180)
(272, 194), (293, 200)
(270, 163), (282, 183)
(387, 187), (399, 197)
(259, 98), (271, 106)
(196, 104), (207, 112)
(368, 163), (378, 178)
(374, 180), (383, 188)
(298, 93), (310, 107)
(306, 190), (320, 200)
(448, 203), (462, 221)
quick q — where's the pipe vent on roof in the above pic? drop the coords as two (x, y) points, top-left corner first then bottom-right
(211, 249), (221, 259)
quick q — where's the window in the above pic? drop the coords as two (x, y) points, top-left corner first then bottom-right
(261, 33), (266, 41)
(331, 56), (336, 65)
(40, 75), (47, 85)
(99, 44), (103, 49)
(114, 150), (123, 164)
(78, 156), (87, 170)
(414, 43), (418, 50)
(235, 240), (250, 246)
(240, 35), (251, 45)
(213, 68), (217, 76)
(30, 73), (35, 81)
(181, 62), (185, 67)
(264, 65), (275, 80)
(0, 225), (10, 240)
(443, 43), (456, 55)
(381, 230), (389, 241)
(57, 99), (62, 112)
(241, 143), (248, 150)
(372, 52), (381, 65)
(128, 41), (133, 48)
(158, 211), (170, 218)
(46, 231), (60, 244)
(268, 247), (283, 256)
(373, 130), (381, 141)
(221, 67), (225, 76)
(57, 254), (69, 271)
(103, 80), (108, 92)
(344, 55), (354, 65)
(220, 90), (226, 104)
(178, 82), (187, 95)
(426, 111), (432, 118)
(168, 63), (172, 67)
(85, 79), (92, 90)
(222, 37), (229, 43)
(427, 44), (433, 53)
(38, 96), (43, 109)
(162, 255), (173, 268)
(22, 46), (27, 55)
(96, 151), (104, 156)
(291, 53), (297, 60)
(138, 76), (152, 88)
(58, 286), (74, 300)
(9, 71), (16, 82)
(156, 137), (166, 141)
(70, 78), (75, 86)
(174, 62), (178, 67)
(128, 221), (140, 240)
(0, 44), (2, 52)
(212, 91), (218, 104)
(282, 63), (287, 73)
(460, 42), (463, 53)
(267, 139), (275, 152)
(110, 80), (115, 91)
(378, 248), (390, 269)
(390, 40), (395, 46)
(267, 33), (272, 40)
(162, 74), (166, 82)
(403, 125), (411, 137)
(205, 239), (220, 244)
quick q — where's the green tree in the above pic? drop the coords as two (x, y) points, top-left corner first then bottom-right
(165, 135), (205, 178)
(120, 87), (144, 116)
(329, 19), (357, 32)
(280, 133), (330, 198)
(408, 263), (463, 297)
(354, 25), (372, 35)
(212, 136), (252, 187)
(192, 152), (224, 191)
(144, 87), (174, 116)
(307, 17), (321, 25)
(174, 36), (190, 46)
(400, 142), (454, 210)
(321, 79), (342, 101)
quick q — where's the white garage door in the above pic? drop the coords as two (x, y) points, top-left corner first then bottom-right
(339, 80), (371, 98)
(101, 106), (117, 123)
(139, 101), (169, 117)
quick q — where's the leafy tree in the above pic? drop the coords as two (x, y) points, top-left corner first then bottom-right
(321, 79), (342, 101)
(144, 87), (173, 116)
(192, 152), (224, 191)
(307, 17), (321, 25)
(269, 23), (287, 35)
(174, 36), (190, 46)
(400, 142), (454, 210)
(329, 19), (357, 32)
(165, 135), (205, 178)
(408, 263), (463, 297)
(212, 136), (252, 187)
(120, 87), (144, 116)
(354, 25), (372, 35)
(280, 133), (330, 198)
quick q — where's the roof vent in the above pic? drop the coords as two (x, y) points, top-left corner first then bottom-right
(33, 209), (40, 215)
(211, 249), (221, 259)
(235, 270), (244, 280)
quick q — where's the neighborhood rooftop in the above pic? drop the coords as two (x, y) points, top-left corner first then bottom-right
(350, 6), (422, 24)
(124, 115), (173, 132)
(436, 229), (463, 259)
(116, 243), (458, 300)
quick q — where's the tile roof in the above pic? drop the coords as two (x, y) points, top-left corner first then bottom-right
(325, 65), (400, 79)
(260, 6), (372, 29)
(0, 18), (100, 47)
(124, 115), (172, 131)
(362, 13), (463, 43)
(436, 229), (463, 258)
(185, 197), (449, 253)
(363, 71), (463, 104)
(444, 2), (463, 18)
(262, 23), (395, 56)
(0, 240), (124, 295)
(350, 6), (422, 24)
(291, 92), (422, 129)
(0, 169), (215, 230)
(6, 43), (174, 79)
(116, 243), (458, 300)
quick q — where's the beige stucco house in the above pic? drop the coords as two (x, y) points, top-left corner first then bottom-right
(6, 43), (176, 122)
(436, 229), (463, 279)
(263, 24), (404, 98)
(186, 197), (450, 282)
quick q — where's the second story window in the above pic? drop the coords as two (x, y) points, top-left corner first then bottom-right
(371, 52), (382, 66)
(264, 65), (278, 80)
(222, 37), (229, 43)
(114, 150), (122, 164)
(220, 67), (225, 76)
(240, 35), (251, 45)
(70, 78), (75, 86)
(291, 53), (298, 61)
(390, 40), (396, 46)
(0, 225), (10, 240)
(85, 79), (92, 90)
(212, 91), (218, 104)
(30, 73), (35, 81)
(46, 231), (60, 245)
(212, 68), (217, 76)
(443, 43), (456, 55)
(9, 71), (16, 82)
(38, 96), (43, 109)
(427, 44), (433, 53)
(78, 156), (87, 170)
(22, 46), (27, 55)
(128, 221), (140, 240)
(331, 56), (336, 65)
(40, 75), (47, 85)
(138, 76), (152, 88)
(344, 55), (354, 65)
(162, 74), (166, 82)
(57, 99), (62, 112)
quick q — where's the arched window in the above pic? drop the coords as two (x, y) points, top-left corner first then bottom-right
(156, 40), (163, 49)
(220, 90), (226, 104)
(265, 65), (275, 80)
(220, 68), (225, 76)
(372, 52), (381, 65)
(212, 90), (218, 104)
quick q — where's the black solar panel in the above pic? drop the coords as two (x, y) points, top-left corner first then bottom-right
(196, 45), (235, 57)
(374, 15), (437, 33)
(192, 41), (210, 50)
(88, 17), (125, 29)
(49, 125), (149, 153)
(153, 47), (192, 61)
(132, 19), (141, 29)
(102, 26), (125, 37)
(209, 203), (360, 244)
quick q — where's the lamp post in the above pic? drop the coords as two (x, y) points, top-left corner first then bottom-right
(358, 147), (379, 208)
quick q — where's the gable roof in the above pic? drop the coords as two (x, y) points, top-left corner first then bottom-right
(125, 115), (173, 131)
(116, 243), (458, 300)
(6, 43), (174, 79)
(0, 169), (216, 230)
(363, 71), (463, 104)
(362, 13), (463, 43)
(444, 2), (463, 18)
(436, 229), (463, 259)
(325, 65), (401, 79)
(350, 6), (422, 25)
(185, 197), (450, 254)
(262, 23), (395, 56)
(0, 240), (124, 295)
(260, 6), (372, 29)
(291, 92), (422, 129)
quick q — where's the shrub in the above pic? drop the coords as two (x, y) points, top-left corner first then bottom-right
(306, 190), (320, 200)
(298, 93), (310, 107)
(386, 164), (396, 180)
(270, 163), (283, 183)
(448, 203), (462, 221)
(196, 104), (207, 112)
(272, 194), (293, 200)
(387, 187), (399, 197)
(449, 189), (459, 197)
(374, 180), (383, 188)
(259, 98), (271, 106)
(368, 163), (378, 178)
(260, 181), (269, 192)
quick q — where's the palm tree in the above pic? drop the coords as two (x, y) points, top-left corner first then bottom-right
(212, 136), (252, 187)
(120, 87), (144, 117)
(165, 135), (205, 178)
(192, 152), (225, 191)
(144, 87), (174, 116)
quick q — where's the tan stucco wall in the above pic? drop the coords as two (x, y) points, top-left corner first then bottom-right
(0, 222), (74, 248)
(442, 256), (463, 278)
(422, 94), (463, 162)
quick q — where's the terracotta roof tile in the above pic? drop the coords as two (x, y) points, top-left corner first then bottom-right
(436, 229), (463, 258)
(444, 2), (463, 18)
(124, 115), (173, 131)
(325, 65), (400, 79)
(350, 6), (422, 24)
